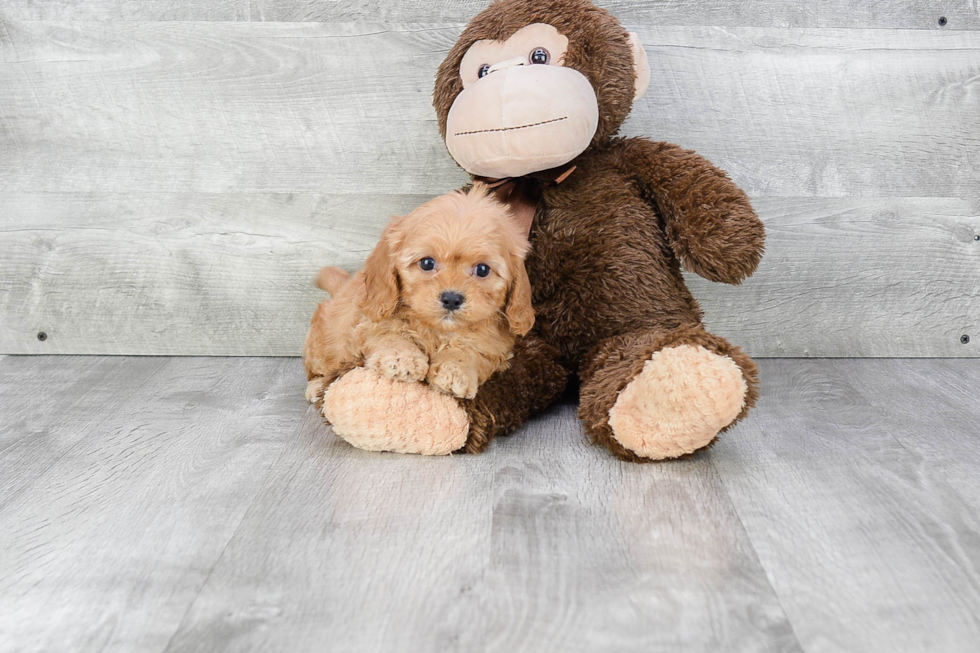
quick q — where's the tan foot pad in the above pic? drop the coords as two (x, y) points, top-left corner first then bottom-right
(608, 345), (747, 460)
(322, 367), (469, 455)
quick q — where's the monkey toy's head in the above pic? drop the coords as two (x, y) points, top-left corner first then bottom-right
(434, 0), (650, 179)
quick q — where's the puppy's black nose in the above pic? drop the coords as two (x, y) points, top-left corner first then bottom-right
(440, 291), (465, 311)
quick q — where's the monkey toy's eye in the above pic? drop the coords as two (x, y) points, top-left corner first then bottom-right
(419, 257), (436, 271)
(474, 263), (491, 278)
(529, 47), (550, 65)
(478, 64), (491, 78)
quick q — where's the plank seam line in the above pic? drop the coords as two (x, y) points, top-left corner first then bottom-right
(708, 454), (811, 653)
(0, 358), (170, 513)
(159, 392), (309, 652)
(159, 493), (263, 653)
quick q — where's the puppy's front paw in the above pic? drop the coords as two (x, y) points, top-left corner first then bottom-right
(366, 346), (428, 382)
(305, 377), (327, 403)
(427, 360), (478, 399)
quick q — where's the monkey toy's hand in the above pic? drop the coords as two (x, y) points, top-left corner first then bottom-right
(320, 334), (567, 456)
(617, 138), (766, 285)
(321, 367), (469, 455)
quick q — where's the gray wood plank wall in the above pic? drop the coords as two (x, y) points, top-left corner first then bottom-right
(1, 3), (978, 356)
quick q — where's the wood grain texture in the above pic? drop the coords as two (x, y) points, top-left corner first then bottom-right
(155, 400), (801, 652)
(2, 1), (977, 29)
(0, 20), (467, 196)
(4, 356), (980, 651)
(0, 1), (248, 21)
(832, 358), (980, 504)
(162, 407), (497, 653)
(0, 192), (408, 355)
(0, 356), (167, 509)
(689, 197), (980, 357)
(2, 194), (977, 356)
(0, 356), (304, 653)
(469, 406), (801, 653)
(711, 359), (980, 653)
(1, 22), (978, 197)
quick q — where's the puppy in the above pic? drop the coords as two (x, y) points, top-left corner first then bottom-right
(303, 183), (534, 404)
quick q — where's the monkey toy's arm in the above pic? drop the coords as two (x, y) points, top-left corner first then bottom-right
(615, 137), (765, 284)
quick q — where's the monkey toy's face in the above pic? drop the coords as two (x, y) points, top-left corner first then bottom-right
(436, 1), (650, 179)
(447, 23), (598, 178)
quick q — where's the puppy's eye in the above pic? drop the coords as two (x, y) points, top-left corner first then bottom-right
(474, 263), (491, 278)
(529, 47), (550, 65)
(478, 64), (490, 78)
(419, 257), (436, 271)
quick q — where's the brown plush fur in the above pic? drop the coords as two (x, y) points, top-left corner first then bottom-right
(432, 0), (766, 460)
(304, 184), (534, 403)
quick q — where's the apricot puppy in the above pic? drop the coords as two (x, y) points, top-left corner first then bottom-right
(303, 183), (534, 404)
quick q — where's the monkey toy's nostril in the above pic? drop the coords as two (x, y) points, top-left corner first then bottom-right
(440, 291), (465, 311)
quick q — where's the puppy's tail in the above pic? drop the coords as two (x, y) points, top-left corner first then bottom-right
(315, 266), (351, 295)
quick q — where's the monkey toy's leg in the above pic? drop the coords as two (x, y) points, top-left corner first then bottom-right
(457, 334), (569, 453)
(578, 324), (759, 462)
(321, 334), (568, 455)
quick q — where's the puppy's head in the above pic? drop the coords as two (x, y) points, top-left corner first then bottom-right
(360, 183), (534, 335)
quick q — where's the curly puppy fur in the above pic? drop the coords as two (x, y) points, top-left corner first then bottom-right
(303, 183), (535, 404)
(430, 0), (765, 460)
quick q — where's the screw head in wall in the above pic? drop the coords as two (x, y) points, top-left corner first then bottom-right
(37, 331), (48, 342)
(939, 16), (948, 26)
(962, 334), (971, 345)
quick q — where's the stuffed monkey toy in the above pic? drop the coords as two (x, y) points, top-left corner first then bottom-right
(320, 0), (765, 461)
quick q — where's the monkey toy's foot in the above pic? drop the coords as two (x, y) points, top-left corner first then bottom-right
(320, 367), (469, 455)
(607, 345), (748, 460)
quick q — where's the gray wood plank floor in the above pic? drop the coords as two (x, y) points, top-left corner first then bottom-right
(1, 356), (979, 652)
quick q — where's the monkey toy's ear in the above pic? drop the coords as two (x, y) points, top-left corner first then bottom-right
(628, 32), (650, 101)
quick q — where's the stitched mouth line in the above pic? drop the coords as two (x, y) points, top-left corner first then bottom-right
(454, 116), (568, 137)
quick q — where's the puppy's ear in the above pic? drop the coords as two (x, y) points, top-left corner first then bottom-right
(505, 257), (535, 337)
(359, 220), (401, 320)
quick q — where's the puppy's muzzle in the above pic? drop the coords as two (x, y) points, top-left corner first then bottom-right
(440, 291), (465, 312)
